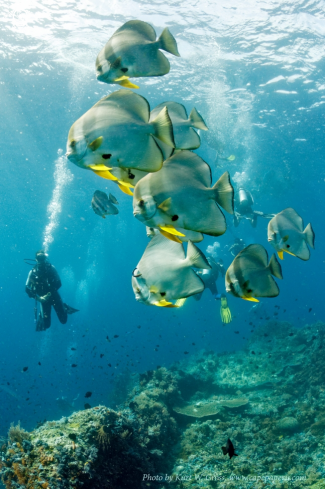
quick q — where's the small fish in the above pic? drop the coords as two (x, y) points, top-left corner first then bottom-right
(234, 331), (239, 334)
(85, 391), (92, 398)
(288, 333), (294, 337)
(133, 151), (234, 242)
(96, 20), (180, 87)
(268, 208), (315, 261)
(114, 335), (119, 338)
(108, 363), (112, 367)
(84, 403), (91, 409)
(100, 354), (104, 358)
(221, 438), (238, 459)
(66, 90), (175, 188)
(251, 351), (256, 355)
(91, 190), (119, 218)
(38, 362), (41, 366)
(22, 367), (28, 372)
(309, 308), (312, 312)
(132, 234), (211, 307)
(184, 351), (189, 354)
(226, 244), (283, 301)
(71, 348), (76, 351)
(149, 101), (208, 159)
(71, 364), (77, 368)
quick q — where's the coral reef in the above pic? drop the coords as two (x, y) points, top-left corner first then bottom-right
(2, 321), (325, 489)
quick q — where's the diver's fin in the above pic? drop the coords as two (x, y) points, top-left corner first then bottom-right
(212, 171), (234, 215)
(186, 241), (211, 269)
(304, 223), (315, 249)
(268, 254), (283, 279)
(189, 108), (208, 131)
(151, 107), (175, 147)
(118, 183), (133, 195)
(159, 229), (182, 243)
(115, 76), (139, 89)
(158, 224), (185, 236)
(277, 251), (284, 260)
(88, 136), (103, 151)
(158, 197), (172, 212)
(64, 304), (79, 314)
(158, 28), (180, 57)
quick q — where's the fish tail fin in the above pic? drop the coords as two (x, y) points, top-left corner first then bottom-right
(151, 106), (175, 147)
(268, 254), (283, 279)
(158, 28), (180, 57)
(304, 223), (315, 249)
(189, 108), (208, 131)
(212, 172), (234, 214)
(186, 241), (211, 269)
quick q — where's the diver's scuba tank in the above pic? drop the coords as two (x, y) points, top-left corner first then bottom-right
(237, 188), (254, 213)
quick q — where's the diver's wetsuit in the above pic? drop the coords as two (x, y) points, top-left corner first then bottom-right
(25, 262), (67, 331)
(194, 258), (226, 301)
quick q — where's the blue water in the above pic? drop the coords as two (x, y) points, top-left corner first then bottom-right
(0, 0), (324, 435)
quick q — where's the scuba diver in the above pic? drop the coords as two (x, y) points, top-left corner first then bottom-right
(228, 237), (246, 257)
(25, 250), (78, 331)
(194, 257), (232, 324)
(234, 188), (275, 228)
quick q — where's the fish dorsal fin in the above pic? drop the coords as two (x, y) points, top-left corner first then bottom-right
(186, 241), (211, 269)
(167, 150), (212, 187)
(268, 254), (283, 279)
(237, 244), (269, 268)
(116, 20), (157, 42)
(88, 136), (103, 152)
(151, 101), (188, 122)
(99, 90), (150, 123)
(279, 208), (304, 231)
(109, 193), (119, 205)
(189, 108), (208, 130)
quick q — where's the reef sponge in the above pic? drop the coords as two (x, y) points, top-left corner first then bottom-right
(173, 401), (221, 418)
(276, 417), (300, 433)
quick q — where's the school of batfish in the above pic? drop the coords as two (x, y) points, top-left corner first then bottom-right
(66, 20), (315, 309)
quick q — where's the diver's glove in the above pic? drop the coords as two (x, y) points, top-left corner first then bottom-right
(220, 294), (232, 324)
(37, 292), (51, 303)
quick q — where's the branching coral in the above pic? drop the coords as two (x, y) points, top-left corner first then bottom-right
(8, 421), (30, 444)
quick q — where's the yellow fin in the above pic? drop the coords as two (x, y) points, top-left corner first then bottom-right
(114, 76), (139, 89)
(282, 235), (289, 243)
(88, 136), (103, 151)
(159, 225), (185, 237)
(91, 170), (118, 181)
(149, 285), (159, 294)
(159, 229), (182, 243)
(158, 197), (172, 212)
(89, 164), (112, 171)
(175, 298), (187, 307)
(277, 251), (284, 260)
(227, 155), (236, 161)
(284, 249), (296, 256)
(118, 180), (135, 189)
(153, 300), (178, 308)
(243, 297), (259, 302)
(118, 183), (133, 196)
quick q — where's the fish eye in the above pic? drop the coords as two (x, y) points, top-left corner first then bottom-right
(70, 140), (76, 148)
(102, 154), (112, 160)
(171, 215), (179, 222)
(121, 67), (128, 73)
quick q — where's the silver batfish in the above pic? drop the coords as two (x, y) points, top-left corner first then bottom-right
(132, 234), (211, 307)
(96, 20), (180, 88)
(226, 244), (283, 302)
(268, 207), (315, 261)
